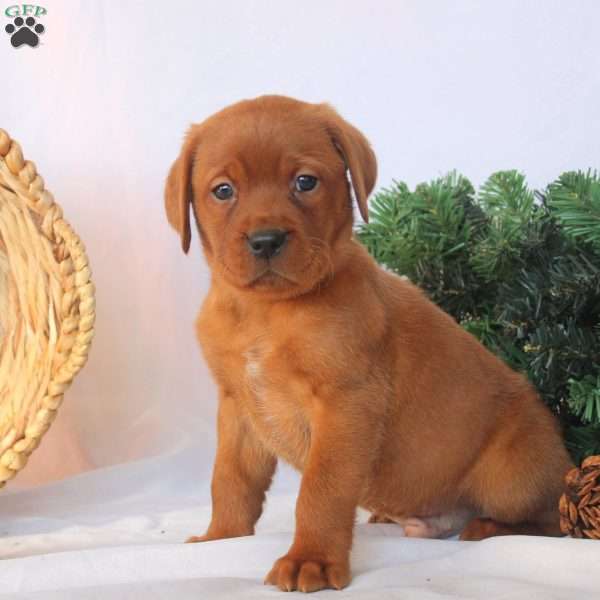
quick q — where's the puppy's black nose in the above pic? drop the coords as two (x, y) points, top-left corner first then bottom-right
(246, 229), (288, 259)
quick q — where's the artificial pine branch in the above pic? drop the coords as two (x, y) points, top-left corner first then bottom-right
(358, 170), (600, 461)
(568, 374), (600, 425)
(548, 170), (600, 251)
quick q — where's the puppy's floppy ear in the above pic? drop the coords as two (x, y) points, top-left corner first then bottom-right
(165, 127), (200, 254)
(321, 106), (377, 223)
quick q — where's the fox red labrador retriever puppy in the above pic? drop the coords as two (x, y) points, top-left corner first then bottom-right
(165, 95), (573, 592)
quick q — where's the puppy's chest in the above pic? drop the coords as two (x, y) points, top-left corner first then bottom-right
(206, 322), (313, 466)
(240, 342), (312, 466)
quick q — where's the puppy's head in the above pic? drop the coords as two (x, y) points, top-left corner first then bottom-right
(165, 95), (376, 298)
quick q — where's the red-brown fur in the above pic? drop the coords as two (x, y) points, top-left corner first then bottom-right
(165, 95), (573, 592)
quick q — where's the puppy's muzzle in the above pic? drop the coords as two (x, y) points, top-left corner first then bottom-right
(246, 229), (288, 260)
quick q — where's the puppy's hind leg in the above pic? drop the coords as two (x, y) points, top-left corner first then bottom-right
(460, 510), (562, 541)
(460, 394), (573, 541)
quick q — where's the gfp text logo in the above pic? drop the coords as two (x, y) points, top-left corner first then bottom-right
(4, 4), (46, 48)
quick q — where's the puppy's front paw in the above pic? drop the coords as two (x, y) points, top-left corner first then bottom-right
(185, 534), (212, 543)
(186, 527), (253, 543)
(265, 554), (350, 592)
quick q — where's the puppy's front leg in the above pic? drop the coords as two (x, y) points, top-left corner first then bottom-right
(265, 399), (378, 592)
(187, 391), (276, 543)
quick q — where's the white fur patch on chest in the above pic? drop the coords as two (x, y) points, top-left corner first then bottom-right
(243, 347), (284, 444)
(244, 347), (264, 398)
(242, 345), (311, 468)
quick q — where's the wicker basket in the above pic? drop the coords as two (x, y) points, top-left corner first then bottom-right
(0, 129), (95, 488)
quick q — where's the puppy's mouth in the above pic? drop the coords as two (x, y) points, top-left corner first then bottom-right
(247, 267), (296, 288)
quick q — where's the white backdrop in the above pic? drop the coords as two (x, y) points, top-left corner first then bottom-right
(2, 0), (600, 484)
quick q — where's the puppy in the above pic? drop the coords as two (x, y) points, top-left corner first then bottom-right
(165, 95), (573, 592)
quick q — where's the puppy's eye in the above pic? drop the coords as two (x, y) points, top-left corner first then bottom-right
(212, 183), (235, 202)
(295, 174), (318, 192)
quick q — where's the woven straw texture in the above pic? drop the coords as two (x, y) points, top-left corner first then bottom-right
(0, 129), (95, 488)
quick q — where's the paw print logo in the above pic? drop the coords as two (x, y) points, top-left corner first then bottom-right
(5, 16), (45, 48)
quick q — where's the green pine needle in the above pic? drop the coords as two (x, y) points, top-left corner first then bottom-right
(548, 170), (600, 251)
(358, 168), (600, 462)
(567, 374), (600, 425)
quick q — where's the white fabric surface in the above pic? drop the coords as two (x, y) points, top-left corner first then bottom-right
(2, 447), (600, 599)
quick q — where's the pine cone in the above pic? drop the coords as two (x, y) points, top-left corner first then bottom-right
(559, 455), (600, 539)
